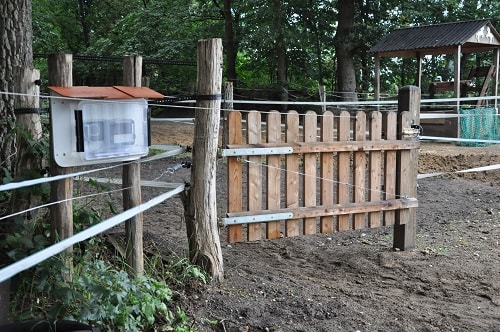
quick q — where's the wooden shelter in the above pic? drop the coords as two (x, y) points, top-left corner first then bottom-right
(370, 19), (500, 110)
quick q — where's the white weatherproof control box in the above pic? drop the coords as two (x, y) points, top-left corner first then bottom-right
(50, 97), (149, 167)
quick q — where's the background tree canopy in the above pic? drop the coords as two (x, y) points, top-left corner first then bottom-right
(32, 0), (500, 100)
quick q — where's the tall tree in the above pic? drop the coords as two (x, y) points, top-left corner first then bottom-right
(210, 0), (239, 84)
(0, 0), (34, 181)
(0, 1), (34, 323)
(272, 0), (288, 106)
(334, 0), (357, 101)
(222, 0), (238, 83)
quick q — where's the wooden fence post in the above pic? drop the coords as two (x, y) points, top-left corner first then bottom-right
(122, 55), (144, 277)
(394, 85), (420, 250)
(319, 84), (326, 113)
(48, 53), (73, 279)
(222, 81), (233, 149)
(11, 66), (42, 219)
(181, 38), (224, 281)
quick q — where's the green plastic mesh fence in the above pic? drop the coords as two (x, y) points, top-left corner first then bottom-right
(458, 107), (499, 146)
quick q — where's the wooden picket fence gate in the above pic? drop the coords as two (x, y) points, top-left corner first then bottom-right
(222, 88), (421, 250)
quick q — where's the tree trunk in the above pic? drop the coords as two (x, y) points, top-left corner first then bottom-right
(222, 0), (238, 84)
(182, 38), (224, 282)
(272, 0), (288, 110)
(334, 0), (357, 102)
(0, 0), (34, 324)
(0, 0), (33, 181)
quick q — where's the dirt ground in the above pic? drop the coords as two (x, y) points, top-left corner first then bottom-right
(141, 120), (500, 331)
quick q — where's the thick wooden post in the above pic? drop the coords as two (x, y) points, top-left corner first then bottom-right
(181, 38), (224, 281)
(222, 81), (233, 149)
(394, 85), (420, 250)
(48, 53), (73, 279)
(122, 55), (144, 277)
(11, 67), (42, 217)
(319, 84), (326, 113)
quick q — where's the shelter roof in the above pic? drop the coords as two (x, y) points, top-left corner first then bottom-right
(48, 86), (164, 99)
(370, 19), (500, 57)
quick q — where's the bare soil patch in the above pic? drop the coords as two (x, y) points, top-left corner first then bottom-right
(141, 120), (500, 331)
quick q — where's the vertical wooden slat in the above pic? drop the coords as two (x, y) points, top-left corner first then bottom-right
(285, 111), (300, 237)
(353, 111), (366, 229)
(320, 111), (334, 233)
(337, 111), (351, 231)
(303, 111), (317, 234)
(247, 111), (263, 241)
(266, 111), (281, 239)
(227, 111), (243, 243)
(383, 111), (397, 226)
(368, 111), (382, 228)
(395, 111), (411, 227)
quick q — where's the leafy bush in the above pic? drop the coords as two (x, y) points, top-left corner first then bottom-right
(10, 257), (195, 332)
(54, 260), (193, 331)
(4, 190), (200, 331)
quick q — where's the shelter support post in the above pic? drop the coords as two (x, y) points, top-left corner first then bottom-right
(454, 46), (462, 111)
(394, 85), (420, 251)
(494, 49), (499, 110)
(374, 55), (380, 101)
(416, 53), (422, 88)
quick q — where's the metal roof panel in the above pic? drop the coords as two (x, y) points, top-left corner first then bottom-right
(113, 86), (164, 99)
(370, 19), (500, 56)
(48, 86), (164, 99)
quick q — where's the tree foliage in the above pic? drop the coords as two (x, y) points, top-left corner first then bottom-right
(29, 0), (500, 97)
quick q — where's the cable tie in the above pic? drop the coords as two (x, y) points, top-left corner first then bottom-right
(14, 108), (40, 115)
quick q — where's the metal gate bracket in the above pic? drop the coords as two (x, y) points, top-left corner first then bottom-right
(223, 212), (293, 225)
(221, 147), (293, 157)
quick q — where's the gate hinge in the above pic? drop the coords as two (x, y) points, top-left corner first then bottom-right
(402, 126), (421, 138)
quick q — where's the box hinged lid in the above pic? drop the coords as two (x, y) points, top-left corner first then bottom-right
(48, 86), (164, 99)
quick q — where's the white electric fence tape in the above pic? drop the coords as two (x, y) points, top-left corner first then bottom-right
(0, 145), (186, 193)
(0, 183), (185, 283)
(418, 163), (500, 179)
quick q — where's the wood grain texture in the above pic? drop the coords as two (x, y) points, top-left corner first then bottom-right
(303, 111), (317, 235)
(353, 112), (367, 229)
(368, 111), (382, 228)
(320, 111), (334, 233)
(285, 111), (300, 237)
(266, 111), (281, 239)
(247, 111), (263, 241)
(383, 112), (397, 226)
(123, 55), (144, 276)
(48, 54), (74, 279)
(337, 111), (351, 231)
(185, 39), (224, 281)
(227, 111), (243, 243)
